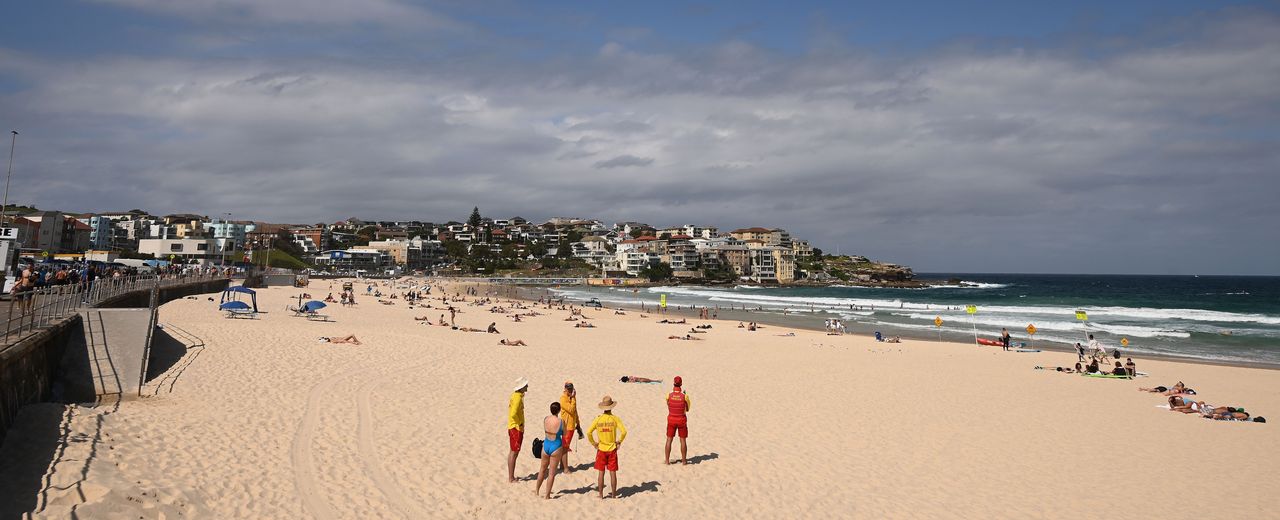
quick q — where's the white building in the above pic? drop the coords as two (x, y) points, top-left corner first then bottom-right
(313, 249), (387, 271)
(203, 220), (256, 251)
(138, 237), (224, 263)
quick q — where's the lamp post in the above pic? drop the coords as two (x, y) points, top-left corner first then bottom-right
(2, 130), (17, 228)
(221, 212), (231, 267)
(2, 130), (17, 287)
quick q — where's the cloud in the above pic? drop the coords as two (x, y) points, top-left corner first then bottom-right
(1, 8), (1277, 274)
(90, 0), (455, 27)
(593, 155), (655, 169)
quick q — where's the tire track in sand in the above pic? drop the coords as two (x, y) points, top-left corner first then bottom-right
(290, 366), (376, 520)
(353, 356), (445, 519)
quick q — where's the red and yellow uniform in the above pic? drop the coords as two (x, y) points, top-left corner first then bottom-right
(588, 413), (628, 471)
(507, 391), (525, 452)
(559, 393), (579, 452)
(666, 389), (691, 438)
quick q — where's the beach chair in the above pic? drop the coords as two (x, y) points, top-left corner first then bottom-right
(220, 301), (258, 319)
(295, 300), (330, 321)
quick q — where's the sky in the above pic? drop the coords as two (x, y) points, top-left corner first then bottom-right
(1, 1), (1278, 275)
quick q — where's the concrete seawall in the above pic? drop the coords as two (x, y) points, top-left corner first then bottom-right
(0, 278), (230, 445)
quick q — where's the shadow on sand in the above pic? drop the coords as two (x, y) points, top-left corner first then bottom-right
(616, 480), (661, 498)
(686, 452), (719, 465)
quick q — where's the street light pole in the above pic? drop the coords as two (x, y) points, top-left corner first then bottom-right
(2, 130), (17, 228)
(2, 131), (17, 288)
(222, 212), (231, 267)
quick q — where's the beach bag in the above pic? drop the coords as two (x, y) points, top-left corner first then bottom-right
(532, 438), (543, 458)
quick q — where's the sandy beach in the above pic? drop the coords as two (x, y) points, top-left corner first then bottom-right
(2, 278), (1278, 519)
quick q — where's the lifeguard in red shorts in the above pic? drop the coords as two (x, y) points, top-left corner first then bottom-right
(664, 376), (692, 465)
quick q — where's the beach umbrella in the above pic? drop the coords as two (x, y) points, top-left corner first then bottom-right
(219, 301), (251, 311)
(303, 300), (327, 312)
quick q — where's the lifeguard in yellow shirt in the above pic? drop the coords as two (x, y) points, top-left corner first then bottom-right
(506, 377), (528, 483)
(558, 381), (584, 474)
(588, 395), (628, 499)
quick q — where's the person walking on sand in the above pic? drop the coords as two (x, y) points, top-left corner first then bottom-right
(1000, 328), (1011, 351)
(558, 381), (584, 474)
(664, 376), (692, 465)
(588, 395), (627, 499)
(534, 402), (566, 499)
(507, 377), (528, 483)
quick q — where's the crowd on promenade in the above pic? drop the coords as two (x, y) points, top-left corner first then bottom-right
(8, 262), (225, 315)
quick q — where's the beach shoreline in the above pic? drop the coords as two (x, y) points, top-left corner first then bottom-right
(492, 283), (1280, 371)
(1, 276), (1276, 518)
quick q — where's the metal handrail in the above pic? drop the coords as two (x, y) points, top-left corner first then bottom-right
(1, 272), (220, 349)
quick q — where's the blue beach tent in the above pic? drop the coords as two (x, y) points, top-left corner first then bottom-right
(220, 285), (258, 312)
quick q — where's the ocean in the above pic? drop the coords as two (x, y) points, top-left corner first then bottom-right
(544, 274), (1280, 366)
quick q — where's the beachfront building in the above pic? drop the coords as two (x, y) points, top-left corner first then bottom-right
(710, 245), (751, 277)
(138, 237), (223, 263)
(729, 227), (792, 248)
(747, 248), (777, 283)
(203, 219), (256, 253)
(570, 236), (613, 267)
(76, 215), (114, 250)
(352, 238), (443, 269)
(13, 212), (92, 253)
(772, 248), (797, 283)
(313, 249), (387, 271)
(791, 239), (814, 258)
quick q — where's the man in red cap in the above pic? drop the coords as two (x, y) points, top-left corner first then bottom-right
(664, 376), (692, 465)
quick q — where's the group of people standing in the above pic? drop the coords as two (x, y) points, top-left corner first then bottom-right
(506, 375), (692, 499)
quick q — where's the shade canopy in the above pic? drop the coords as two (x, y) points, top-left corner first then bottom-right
(219, 301), (251, 311)
(303, 300), (327, 312)
(220, 285), (258, 312)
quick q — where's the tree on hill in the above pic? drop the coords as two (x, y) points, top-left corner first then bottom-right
(468, 207), (482, 228)
(443, 240), (468, 259)
(640, 262), (673, 282)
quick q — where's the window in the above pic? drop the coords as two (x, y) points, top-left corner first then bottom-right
(170, 244), (183, 252)
(197, 243), (209, 251)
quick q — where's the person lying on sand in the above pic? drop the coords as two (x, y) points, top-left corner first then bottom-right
(454, 326), (485, 333)
(414, 316), (433, 321)
(564, 316), (579, 322)
(1140, 382), (1189, 395)
(500, 339), (528, 346)
(688, 328), (705, 334)
(511, 315), (523, 322)
(319, 335), (362, 345)
(658, 319), (688, 324)
(885, 336), (902, 343)
(1034, 365), (1078, 373)
(1168, 395), (1204, 411)
(620, 376), (661, 383)
(575, 322), (596, 328)
(668, 335), (702, 341)
(614, 310), (626, 315)
(776, 332), (796, 337)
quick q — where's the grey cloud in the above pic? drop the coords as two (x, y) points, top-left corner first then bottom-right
(592, 155), (655, 169)
(1, 9), (1278, 274)
(90, 0), (457, 28)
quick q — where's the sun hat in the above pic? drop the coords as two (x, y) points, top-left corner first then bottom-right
(513, 377), (529, 392)
(598, 395), (617, 410)
(673, 376), (682, 387)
